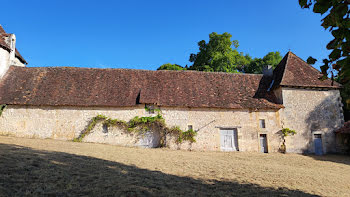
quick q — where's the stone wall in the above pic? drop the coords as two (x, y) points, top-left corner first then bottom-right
(279, 88), (343, 153)
(0, 105), (283, 152)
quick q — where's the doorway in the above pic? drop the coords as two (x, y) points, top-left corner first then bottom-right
(260, 134), (268, 153)
(314, 134), (323, 155)
(220, 129), (239, 151)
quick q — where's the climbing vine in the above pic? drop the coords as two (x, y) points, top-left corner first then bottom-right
(73, 113), (197, 146)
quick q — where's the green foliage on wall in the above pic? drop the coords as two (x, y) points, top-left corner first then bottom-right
(73, 113), (197, 146)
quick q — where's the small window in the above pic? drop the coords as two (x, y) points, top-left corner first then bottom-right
(259, 119), (266, 128)
(145, 104), (155, 114)
(188, 125), (193, 131)
(102, 124), (108, 133)
(314, 134), (322, 139)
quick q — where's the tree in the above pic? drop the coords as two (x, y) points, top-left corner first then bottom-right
(157, 63), (186, 71)
(188, 32), (250, 73)
(280, 128), (297, 153)
(299, 0), (350, 81)
(157, 33), (281, 74)
(239, 52), (282, 74)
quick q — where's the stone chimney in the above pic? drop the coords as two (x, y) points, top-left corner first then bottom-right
(3, 33), (16, 65)
(0, 24), (26, 78)
(262, 65), (273, 77)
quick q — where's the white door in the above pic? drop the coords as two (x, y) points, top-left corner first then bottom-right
(220, 129), (238, 151)
(138, 131), (160, 148)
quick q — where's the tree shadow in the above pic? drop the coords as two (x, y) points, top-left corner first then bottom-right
(0, 143), (317, 197)
(302, 154), (350, 166)
(303, 92), (350, 164)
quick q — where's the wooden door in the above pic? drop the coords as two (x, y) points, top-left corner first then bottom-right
(260, 134), (268, 153)
(220, 129), (238, 151)
(314, 134), (323, 155)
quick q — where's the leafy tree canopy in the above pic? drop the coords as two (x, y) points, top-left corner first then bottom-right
(157, 63), (186, 71)
(156, 32), (282, 74)
(188, 32), (250, 73)
(299, 0), (350, 81)
(240, 52), (282, 74)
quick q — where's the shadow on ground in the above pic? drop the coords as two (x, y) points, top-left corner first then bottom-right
(304, 153), (350, 166)
(0, 143), (317, 197)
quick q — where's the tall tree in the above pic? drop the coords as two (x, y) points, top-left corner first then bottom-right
(157, 63), (186, 71)
(240, 52), (282, 74)
(188, 32), (250, 73)
(299, 0), (350, 81)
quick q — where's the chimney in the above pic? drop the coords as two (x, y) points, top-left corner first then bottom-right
(0, 29), (17, 78)
(7, 34), (16, 65)
(262, 65), (273, 77)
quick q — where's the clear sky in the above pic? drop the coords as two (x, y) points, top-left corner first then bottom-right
(1, 0), (331, 70)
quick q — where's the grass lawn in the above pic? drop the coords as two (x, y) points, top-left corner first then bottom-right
(0, 136), (349, 196)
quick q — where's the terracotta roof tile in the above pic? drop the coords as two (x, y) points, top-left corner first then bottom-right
(272, 52), (340, 89)
(0, 67), (282, 109)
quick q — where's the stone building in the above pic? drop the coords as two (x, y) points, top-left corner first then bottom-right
(0, 25), (344, 154)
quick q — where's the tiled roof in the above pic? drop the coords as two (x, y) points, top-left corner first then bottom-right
(0, 66), (283, 109)
(0, 25), (27, 64)
(335, 121), (350, 134)
(272, 52), (341, 89)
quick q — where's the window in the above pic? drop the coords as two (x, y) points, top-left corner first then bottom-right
(188, 125), (193, 131)
(314, 134), (322, 139)
(259, 119), (266, 128)
(145, 104), (155, 114)
(102, 124), (108, 133)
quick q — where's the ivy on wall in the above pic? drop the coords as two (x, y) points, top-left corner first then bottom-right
(73, 112), (197, 147)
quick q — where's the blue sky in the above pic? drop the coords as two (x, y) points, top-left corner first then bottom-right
(1, 0), (331, 70)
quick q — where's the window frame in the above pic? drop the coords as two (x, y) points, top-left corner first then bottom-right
(259, 119), (266, 129)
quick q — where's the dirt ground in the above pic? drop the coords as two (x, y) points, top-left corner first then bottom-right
(0, 136), (349, 196)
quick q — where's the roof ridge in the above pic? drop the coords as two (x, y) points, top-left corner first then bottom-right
(280, 51), (292, 84)
(23, 66), (264, 76)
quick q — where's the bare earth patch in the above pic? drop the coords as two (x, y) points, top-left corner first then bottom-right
(0, 136), (349, 196)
